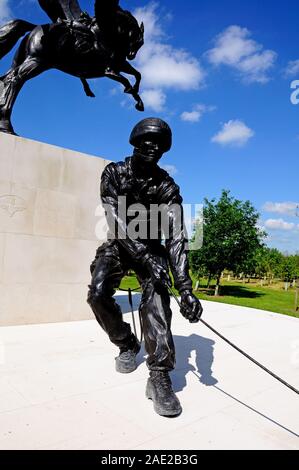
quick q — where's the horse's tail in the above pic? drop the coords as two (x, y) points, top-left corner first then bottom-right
(0, 20), (36, 61)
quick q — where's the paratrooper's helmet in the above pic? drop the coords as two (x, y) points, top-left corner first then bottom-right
(129, 118), (172, 153)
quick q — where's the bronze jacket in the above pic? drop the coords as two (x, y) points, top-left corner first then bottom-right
(100, 156), (192, 292)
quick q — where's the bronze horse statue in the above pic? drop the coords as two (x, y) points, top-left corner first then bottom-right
(0, 0), (145, 135)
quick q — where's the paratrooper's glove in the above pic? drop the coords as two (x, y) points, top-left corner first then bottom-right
(180, 290), (203, 323)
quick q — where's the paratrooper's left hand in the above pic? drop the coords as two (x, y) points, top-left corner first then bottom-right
(180, 290), (203, 323)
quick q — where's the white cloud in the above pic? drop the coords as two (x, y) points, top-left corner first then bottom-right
(180, 104), (216, 123)
(138, 47), (204, 90)
(161, 164), (178, 176)
(284, 60), (299, 78)
(134, 1), (164, 39)
(0, 0), (11, 24)
(141, 88), (166, 112)
(206, 25), (277, 83)
(181, 110), (202, 123)
(264, 218), (295, 231)
(263, 201), (299, 217)
(134, 2), (205, 108)
(211, 119), (254, 147)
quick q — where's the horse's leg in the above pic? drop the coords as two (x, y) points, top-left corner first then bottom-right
(0, 57), (48, 135)
(121, 61), (141, 94)
(81, 78), (95, 98)
(119, 61), (144, 111)
(0, 66), (23, 134)
(105, 68), (133, 93)
(12, 34), (28, 69)
(105, 68), (144, 112)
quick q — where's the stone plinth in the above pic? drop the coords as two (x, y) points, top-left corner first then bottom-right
(0, 133), (109, 325)
(0, 297), (298, 449)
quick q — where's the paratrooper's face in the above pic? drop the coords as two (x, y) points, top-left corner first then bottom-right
(135, 136), (164, 165)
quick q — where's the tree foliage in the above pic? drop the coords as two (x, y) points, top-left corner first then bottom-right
(190, 190), (266, 294)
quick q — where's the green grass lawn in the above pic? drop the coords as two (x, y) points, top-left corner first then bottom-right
(120, 275), (299, 318)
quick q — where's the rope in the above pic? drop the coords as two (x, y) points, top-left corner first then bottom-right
(119, 286), (143, 343)
(118, 284), (299, 396)
(168, 287), (299, 397)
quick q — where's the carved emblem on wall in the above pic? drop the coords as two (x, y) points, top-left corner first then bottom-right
(0, 195), (27, 217)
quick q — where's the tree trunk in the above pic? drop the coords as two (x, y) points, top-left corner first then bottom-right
(195, 271), (201, 291)
(295, 288), (298, 312)
(214, 272), (222, 296)
(207, 274), (212, 289)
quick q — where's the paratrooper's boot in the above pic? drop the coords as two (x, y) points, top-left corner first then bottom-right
(146, 371), (182, 417)
(115, 337), (141, 374)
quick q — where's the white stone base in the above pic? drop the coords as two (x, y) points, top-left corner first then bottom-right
(0, 133), (109, 325)
(0, 296), (298, 449)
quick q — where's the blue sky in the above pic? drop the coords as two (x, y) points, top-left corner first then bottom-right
(1, 0), (299, 253)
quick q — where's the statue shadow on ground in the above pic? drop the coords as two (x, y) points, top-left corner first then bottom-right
(117, 294), (298, 437)
(135, 334), (218, 391)
(116, 293), (142, 314)
(118, 294), (218, 390)
(171, 334), (218, 392)
(141, 332), (298, 437)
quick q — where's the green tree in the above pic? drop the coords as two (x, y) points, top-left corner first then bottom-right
(248, 247), (284, 281)
(280, 256), (298, 286)
(267, 248), (285, 280)
(190, 190), (266, 295)
(293, 254), (299, 279)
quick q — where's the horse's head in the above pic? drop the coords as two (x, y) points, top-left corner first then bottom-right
(118, 10), (144, 61)
(127, 19), (144, 60)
